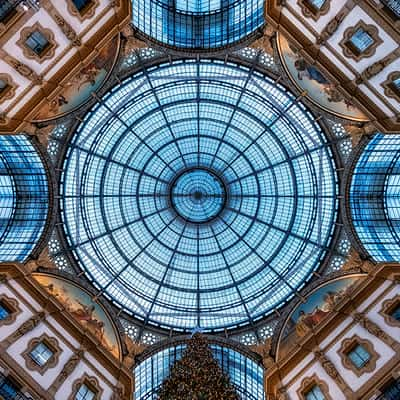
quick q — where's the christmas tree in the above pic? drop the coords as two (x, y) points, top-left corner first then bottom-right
(157, 333), (240, 400)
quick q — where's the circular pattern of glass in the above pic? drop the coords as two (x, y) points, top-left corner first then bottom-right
(170, 168), (227, 223)
(61, 59), (338, 331)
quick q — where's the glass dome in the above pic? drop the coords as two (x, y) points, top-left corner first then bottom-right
(60, 59), (338, 331)
(131, 0), (264, 49)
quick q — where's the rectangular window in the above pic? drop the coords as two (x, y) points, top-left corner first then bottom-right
(0, 1), (17, 23)
(349, 28), (374, 53)
(383, 0), (400, 18)
(390, 303), (400, 321)
(382, 379), (400, 400)
(347, 344), (371, 369)
(29, 342), (54, 367)
(307, 0), (326, 10)
(25, 31), (49, 55)
(0, 376), (20, 400)
(76, 384), (96, 400)
(72, 0), (92, 12)
(305, 385), (325, 400)
(0, 301), (11, 320)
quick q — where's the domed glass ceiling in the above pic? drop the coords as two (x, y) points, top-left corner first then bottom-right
(61, 59), (338, 331)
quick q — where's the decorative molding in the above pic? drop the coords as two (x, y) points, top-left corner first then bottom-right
(296, 373), (333, 400)
(47, 349), (84, 396)
(297, 0), (330, 21)
(0, 73), (17, 104)
(66, 0), (100, 22)
(356, 51), (399, 84)
(338, 334), (379, 377)
(68, 373), (103, 400)
(339, 21), (383, 62)
(382, 71), (400, 102)
(0, 51), (43, 84)
(313, 349), (353, 397)
(22, 333), (62, 375)
(353, 312), (400, 351)
(17, 22), (58, 64)
(0, 294), (21, 327)
(2, 312), (46, 348)
(380, 294), (400, 328)
(49, 10), (81, 47)
(316, 4), (353, 45)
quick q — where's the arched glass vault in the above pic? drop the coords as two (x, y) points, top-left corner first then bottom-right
(131, 0), (264, 50)
(0, 136), (49, 262)
(349, 134), (400, 261)
(60, 58), (339, 332)
(135, 341), (264, 400)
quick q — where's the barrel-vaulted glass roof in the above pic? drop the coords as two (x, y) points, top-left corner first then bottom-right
(135, 343), (264, 399)
(0, 136), (49, 262)
(131, 0), (264, 49)
(61, 59), (338, 331)
(350, 134), (400, 261)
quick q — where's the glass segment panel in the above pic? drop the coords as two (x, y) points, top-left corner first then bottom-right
(350, 134), (400, 261)
(0, 1), (16, 23)
(0, 377), (18, 400)
(131, 0), (264, 49)
(0, 302), (10, 320)
(134, 344), (264, 400)
(350, 28), (374, 53)
(60, 59), (338, 331)
(305, 385), (325, 400)
(382, 379), (400, 400)
(0, 136), (48, 262)
(29, 342), (53, 367)
(348, 344), (371, 369)
(25, 31), (49, 55)
(76, 384), (95, 400)
(308, 0), (325, 9)
(391, 304), (400, 321)
(72, 0), (91, 11)
(382, 0), (400, 17)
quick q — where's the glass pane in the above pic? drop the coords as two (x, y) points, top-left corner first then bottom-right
(305, 385), (325, 400)
(72, 0), (90, 11)
(350, 28), (374, 52)
(76, 384), (95, 400)
(0, 302), (10, 320)
(348, 344), (370, 369)
(25, 31), (49, 54)
(391, 304), (400, 321)
(30, 342), (53, 366)
(309, 0), (325, 9)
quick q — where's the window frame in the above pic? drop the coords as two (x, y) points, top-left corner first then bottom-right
(339, 335), (379, 377)
(0, 294), (21, 327)
(297, 374), (332, 400)
(380, 293), (400, 327)
(297, 0), (330, 21)
(339, 21), (382, 62)
(22, 333), (62, 375)
(66, 0), (99, 21)
(17, 22), (57, 63)
(68, 374), (103, 400)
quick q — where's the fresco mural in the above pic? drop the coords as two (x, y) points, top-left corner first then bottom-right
(32, 36), (120, 122)
(278, 275), (364, 359)
(33, 273), (121, 360)
(277, 34), (369, 122)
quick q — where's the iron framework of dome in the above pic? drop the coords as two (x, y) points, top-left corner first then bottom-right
(59, 58), (339, 332)
(131, 0), (264, 50)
